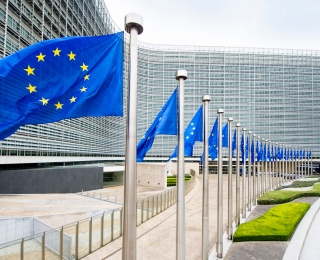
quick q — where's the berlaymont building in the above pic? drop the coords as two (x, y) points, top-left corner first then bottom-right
(0, 0), (320, 170)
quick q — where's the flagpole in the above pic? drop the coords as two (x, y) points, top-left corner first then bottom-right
(257, 136), (261, 198)
(252, 134), (256, 206)
(272, 142), (275, 190)
(268, 141), (272, 191)
(308, 148), (310, 176)
(295, 148), (298, 179)
(261, 138), (265, 194)
(304, 148), (307, 178)
(276, 143), (279, 187)
(247, 131), (252, 211)
(235, 123), (241, 227)
(217, 108), (224, 258)
(202, 95), (210, 260)
(265, 139), (268, 192)
(282, 145), (285, 185)
(123, 13), (143, 260)
(227, 117), (233, 240)
(176, 69), (187, 260)
(241, 128), (247, 218)
(286, 145), (288, 182)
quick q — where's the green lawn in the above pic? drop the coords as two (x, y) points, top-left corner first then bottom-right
(233, 202), (310, 242)
(283, 179), (320, 188)
(167, 175), (191, 187)
(258, 183), (320, 205)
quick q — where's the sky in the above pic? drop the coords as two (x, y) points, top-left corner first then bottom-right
(104, 0), (320, 50)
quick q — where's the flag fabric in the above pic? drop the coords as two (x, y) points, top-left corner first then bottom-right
(0, 32), (124, 140)
(277, 146), (282, 160)
(208, 117), (218, 161)
(299, 150), (303, 160)
(137, 88), (178, 162)
(222, 123), (228, 148)
(168, 106), (203, 161)
(251, 139), (255, 163)
(263, 143), (267, 162)
(267, 144), (271, 161)
(241, 134), (248, 163)
(256, 140), (262, 162)
(232, 129), (236, 157)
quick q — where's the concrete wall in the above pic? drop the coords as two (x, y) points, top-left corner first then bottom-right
(0, 167), (103, 194)
(171, 162), (199, 176)
(112, 171), (124, 183)
(137, 163), (167, 188)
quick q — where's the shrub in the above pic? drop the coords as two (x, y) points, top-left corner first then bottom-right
(233, 202), (310, 242)
(258, 183), (320, 205)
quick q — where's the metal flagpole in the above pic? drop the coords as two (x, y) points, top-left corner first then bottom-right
(261, 138), (265, 195)
(286, 145), (288, 182)
(227, 118), (233, 240)
(217, 109), (224, 258)
(304, 148), (307, 178)
(123, 13), (143, 260)
(202, 95), (210, 260)
(265, 139), (268, 192)
(253, 134), (256, 206)
(242, 128), (247, 218)
(176, 69), (187, 260)
(257, 136), (261, 197)
(290, 146), (293, 180)
(268, 141), (272, 191)
(295, 147), (298, 179)
(235, 123), (241, 227)
(308, 148), (310, 176)
(282, 145), (285, 185)
(276, 143), (279, 188)
(272, 142), (275, 190)
(247, 131), (252, 211)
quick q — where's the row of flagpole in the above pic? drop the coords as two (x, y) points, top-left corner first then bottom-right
(123, 13), (313, 260)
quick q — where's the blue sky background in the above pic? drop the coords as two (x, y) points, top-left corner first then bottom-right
(105, 0), (320, 50)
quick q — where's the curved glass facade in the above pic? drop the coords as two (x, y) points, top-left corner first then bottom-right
(1, 0), (319, 164)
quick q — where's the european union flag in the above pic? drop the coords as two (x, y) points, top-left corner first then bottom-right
(222, 123), (228, 148)
(137, 88), (177, 162)
(267, 144), (271, 161)
(168, 106), (203, 161)
(232, 129), (236, 157)
(240, 134), (248, 163)
(208, 117), (218, 161)
(256, 140), (262, 162)
(0, 32), (124, 140)
(251, 139), (255, 163)
(277, 146), (282, 160)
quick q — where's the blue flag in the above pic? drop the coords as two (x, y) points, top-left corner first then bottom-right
(251, 139), (255, 163)
(256, 140), (261, 162)
(137, 88), (178, 162)
(299, 150), (303, 159)
(208, 117), (218, 161)
(263, 143), (267, 162)
(232, 129), (236, 157)
(0, 32), (124, 140)
(222, 123), (228, 148)
(267, 144), (271, 161)
(241, 134), (248, 163)
(169, 106), (203, 160)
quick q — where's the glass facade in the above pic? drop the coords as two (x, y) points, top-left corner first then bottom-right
(1, 0), (319, 164)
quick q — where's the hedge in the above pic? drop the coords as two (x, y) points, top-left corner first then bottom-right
(233, 202), (310, 242)
(258, 183), (320, 205)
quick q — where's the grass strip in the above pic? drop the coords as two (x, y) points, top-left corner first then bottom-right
(233, 202), (310, 242)
(284, 179), (320, 188)
(258, 183), (320, 205)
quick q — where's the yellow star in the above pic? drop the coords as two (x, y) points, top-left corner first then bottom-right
(24, 65), (35, 76)
(84, 74), (90, 80)
(69, 96), (77, 103)
(80, 63), (88, 71)
(67, 51), (76, 60)
(39, 97), (49, 105)
(80, 86), (87, 92)
(26, 83), (37, 93)
(36, 52), (45, 62)
(54, 101), (63, 110)
(53, 47), (61, 56)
